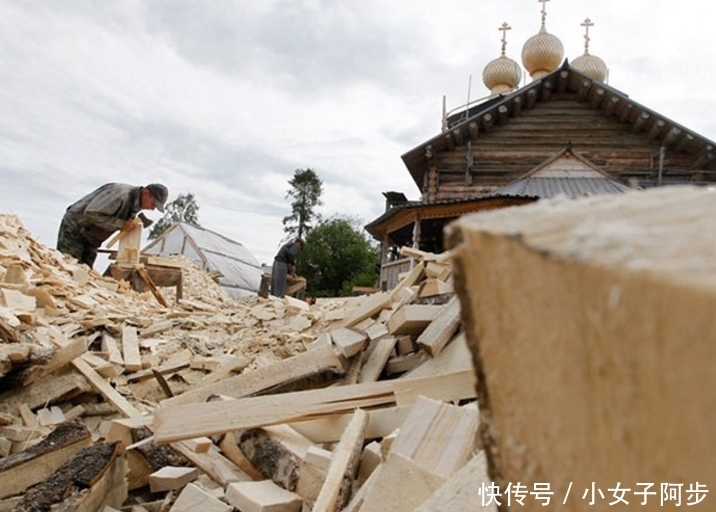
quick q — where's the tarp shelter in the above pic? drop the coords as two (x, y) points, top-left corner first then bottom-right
(142, 222), (262, 298)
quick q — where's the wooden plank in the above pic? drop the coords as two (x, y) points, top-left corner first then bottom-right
(330, 327), (368, 358)
(22, 337), (88, 386)
(169, 483), (232, 512)
(404, 333), (473, 379)
(153, 379), (396, 443)
(169, 441), (251, 487)
(390, 397), (478, 478)
(358, 336), (397, 383)
(289, 406), (410, 444)
(121, 325), (142, 373)
(389, 261), (425, 301)
(418, 277), (453, 298)
(341, 292), (393, 328)
(414, 451), (497, 512)
(312, 409), (368, 512)
(393, 369), (476, 407)
(387, 304), (442, 335)
(359, 452), (446, 512)
(72, 357), (142, 417)
(225, 480), (303, 512)
(161, 343), (344, 407)
(154, 371), (472, 444)
(125, 361), (190, 383)
(101, 332), (124, 366)
(415, 295), (461, 356)
(148, 466), (199, 493)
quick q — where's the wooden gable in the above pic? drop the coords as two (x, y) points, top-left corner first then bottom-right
(402, 61), (716, 204)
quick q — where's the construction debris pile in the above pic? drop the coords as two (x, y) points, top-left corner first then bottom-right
(0, 213), (490, 512)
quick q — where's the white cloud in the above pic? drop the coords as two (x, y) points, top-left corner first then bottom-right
(1, 0), (714, 267)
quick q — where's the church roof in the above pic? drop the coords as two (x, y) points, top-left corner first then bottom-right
(402, 61), (716, 191)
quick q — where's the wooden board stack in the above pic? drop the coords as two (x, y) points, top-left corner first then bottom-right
(0, 214), (490, 511)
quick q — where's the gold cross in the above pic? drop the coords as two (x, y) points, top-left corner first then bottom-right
(581, 18), (594, 55)
(499, 22), (511, 56)
(539, 0), (550, 26)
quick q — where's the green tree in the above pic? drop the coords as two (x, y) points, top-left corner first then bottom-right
(147, 193), (200, 239)
(282, 168), (323, 241)
(297, 215), (380, 297)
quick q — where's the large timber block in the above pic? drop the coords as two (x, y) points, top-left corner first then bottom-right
(446, 186), (716, 512)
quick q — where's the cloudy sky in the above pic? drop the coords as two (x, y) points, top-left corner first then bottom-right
(2, 0), (715, 266)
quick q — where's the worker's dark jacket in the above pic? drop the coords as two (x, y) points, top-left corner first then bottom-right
(274, 242), (300, 266)
(62, 183), (141, 247)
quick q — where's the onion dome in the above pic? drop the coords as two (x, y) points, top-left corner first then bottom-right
(483, 22), (522, 95)
(572, 18), (608, 82)
(521, 0), (564, 80)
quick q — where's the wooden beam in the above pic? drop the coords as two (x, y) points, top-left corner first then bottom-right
(588, 87), (605, 109)
(414, 451), (496, 512)
(511, 95), (522, 117)
(415, 295), (462, 356)
(72, 357), (141, 417)
(647, 119), (666, 140)
(576, 79), (591, 101)
(481, 113), (494, 133)
(525, 88), (537, 109)
(121, 325), (142, 373)
(618, 102), (634, 123)
(496, 105), (508, 125)
(225, 480), (303, 512)
(161, 342), (343, 407)
(170, 483), (232, 512)
(632, 111), (650, 132)
(468, 121), (479, 140)
(663, 126), (683, 147)
(604, 95), (620, 116)
(312, 409), (368, 512)
(557, 70), (569, 92)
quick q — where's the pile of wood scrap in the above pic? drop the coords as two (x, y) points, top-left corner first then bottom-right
(0, 214), (492, 511)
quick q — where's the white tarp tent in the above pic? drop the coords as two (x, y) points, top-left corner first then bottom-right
(142, 222), (262, 298)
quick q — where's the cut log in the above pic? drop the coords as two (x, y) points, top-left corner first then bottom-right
(237, 426), (309, 491)
(446, 186), (716, 505)
(10, 442), (127, 512)
(0, 420), (92, 500)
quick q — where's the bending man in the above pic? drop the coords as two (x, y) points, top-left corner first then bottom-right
(57, 182), (168, 268)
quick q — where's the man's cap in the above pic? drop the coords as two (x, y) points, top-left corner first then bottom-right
(146, 183), (168, 212)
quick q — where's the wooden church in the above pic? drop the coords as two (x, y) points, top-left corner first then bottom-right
(366, 2), (716, 290)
